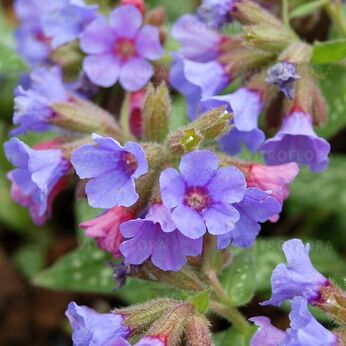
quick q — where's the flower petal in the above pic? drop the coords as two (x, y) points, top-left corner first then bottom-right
(179, 150), (219, 186)
(80, 17), (114, 54)
(119, 58), (153, 92)
(160, 168), (185, 209)
(109, 5), (142, 38)
(172, 205), (206, 239)
(83, 54), (120, 87)
(135, 25), (163, 60)
(203, 204), (240, 235)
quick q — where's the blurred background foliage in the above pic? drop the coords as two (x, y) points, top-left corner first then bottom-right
(1, 0), (346, 345)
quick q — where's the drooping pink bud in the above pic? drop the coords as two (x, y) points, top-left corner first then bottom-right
(129, 89), (146, 139)
(80, 206), (134, 258)
(246, 162), (299, 204)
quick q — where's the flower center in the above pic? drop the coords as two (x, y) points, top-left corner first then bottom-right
(121, 152), (138, 175)
(184, 186), (210, 212)
(114, 39), (136, 60)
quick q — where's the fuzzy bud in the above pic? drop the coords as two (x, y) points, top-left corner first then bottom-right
(243, 24), (297, 53)
(185, 314), (213, 346)
(143, 83), (171, 143)
(279, 42), (312, 65)
(51, 95), (122, 140)
(192, 107), (232, 140)
(232, 0), (284, 28)
(147, 303), (196, 346)
(115, 298), (178, 335)
(318, 282), (346, 325)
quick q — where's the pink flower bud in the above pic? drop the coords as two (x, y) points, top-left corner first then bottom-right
(80, 206), (134, 258)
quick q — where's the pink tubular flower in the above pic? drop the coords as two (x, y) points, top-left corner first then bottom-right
(80, 206), (134, 257)
(246, 162), (299, 204)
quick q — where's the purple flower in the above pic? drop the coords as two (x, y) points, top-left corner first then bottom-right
(160, 150), (246, 239)
(200, 87), (265, 155)
(120, 204), (203, 271)
(251, 298), (338, 346)
(169, 54), (230, 117)
(80, 4), (163, 90)
(4, 138), (69, 225)
(71, 134), (148, 209)
(266, 62), (300, 100)
(172, 14), (223, 63)
(282, 297), (338, 346)
(14, 0), (60, 65)
(217, 188), (282, 249)
(261, 110), (331, 173)
(12, 66), (68, 135)
(196, 0), (236, 30)
(65, 302), (130, 346)
(249, 316), (285, 346)
(42, 0), (98, 48)
(262, 239), (329, 307)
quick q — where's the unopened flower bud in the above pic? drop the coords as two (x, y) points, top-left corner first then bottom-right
(232, 0), (284, 27)
(279, 42), (312, 65)
(185, 314), (213, 346)
(115, 298), (178, 335)
(143, 83), (171, 143)
(318, 282), (346, 325)
(147, 303), (196, 346)
(192, 107), (232, 140)
(51, 95), (122, 139)
(146, 7), (166, 27)
(243, 24), (297, 53)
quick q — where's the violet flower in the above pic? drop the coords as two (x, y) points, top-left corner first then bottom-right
(172, 14), (224, 63)
(262, 239), (329, 307)
(71, 134), (148, 209)
(200, 87), (265, 155)
(120, 204), (203, 271)
(12, 66), (68, 135)
(251, 297), (338, 346)
(4, 138), (69, 225)
(196, 0), (236, 30)
(160, 150), (246, 239)
(42, 0), (98, 49)
(80, 4), (163, 90)
(65, 302), (130, 346)
(217, 188), (282, 249)
(261, 110), (331, 173)
(169, 54), (230, 117)
(266, 62), (300, 100)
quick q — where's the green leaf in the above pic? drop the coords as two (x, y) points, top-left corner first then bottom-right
(189, 288), (211, 313)
(311, 39), (346, 64)
(316, 65), (346, 138)
(33, 243), (116, 293)
(214, 326), (256, 346)
(290, 0), (329, 19)
(170, 96), (188, 131)
(220, 249), (256, 307)
(12, 244), (46, 278)
(33, 243), (175, 303)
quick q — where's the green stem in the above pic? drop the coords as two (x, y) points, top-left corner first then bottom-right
(209, 301), (250, 333)
(282, 0), (290, 28)
(201, 235), (250, 332)
(324, 2), (346, 38)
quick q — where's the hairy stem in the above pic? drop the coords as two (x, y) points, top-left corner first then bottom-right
(209, 301), (250, 333)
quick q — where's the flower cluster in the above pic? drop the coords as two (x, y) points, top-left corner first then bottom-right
(4, 0), (341, 345)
